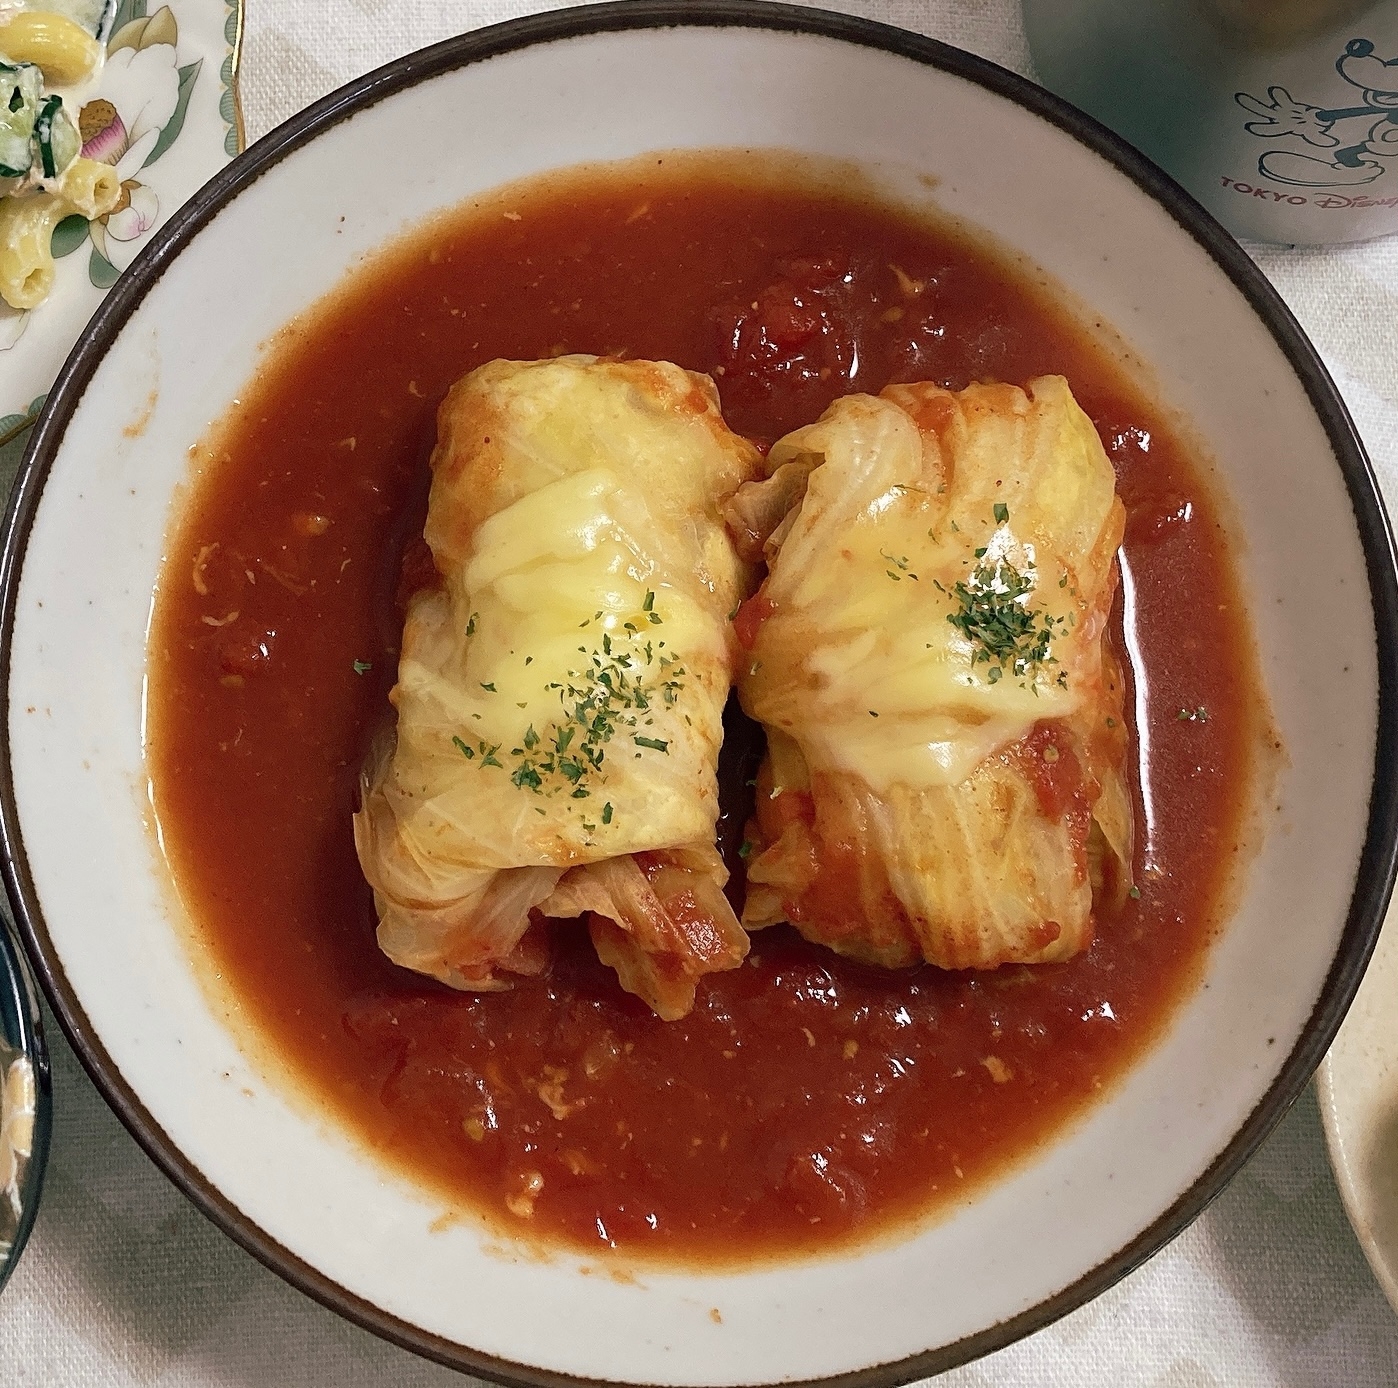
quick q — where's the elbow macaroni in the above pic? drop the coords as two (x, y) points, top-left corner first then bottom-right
(56, 154), (121, 220)
(0, 191), (69, 309)
(0, 13), (103, 87)
(0, 161), (121, 310)
(0, 10), (118, 311)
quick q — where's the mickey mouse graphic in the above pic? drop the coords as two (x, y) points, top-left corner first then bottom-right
(1236, 38), (1398, 187)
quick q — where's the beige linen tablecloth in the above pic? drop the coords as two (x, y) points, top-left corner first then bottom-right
(3, 1), (1398, 1383)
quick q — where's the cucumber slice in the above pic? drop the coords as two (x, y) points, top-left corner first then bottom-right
(45, 99), (77, 178)
(0, 62), (39, 180)
(0, 136), (29, 180)
(33, 93), (61, 178)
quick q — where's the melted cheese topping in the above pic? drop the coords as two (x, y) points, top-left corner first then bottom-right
(385, 356), (759, 868)
(745, 377), (1121, 794)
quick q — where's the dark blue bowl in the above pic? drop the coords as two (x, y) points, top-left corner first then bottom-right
(0, 908), (49, 1294)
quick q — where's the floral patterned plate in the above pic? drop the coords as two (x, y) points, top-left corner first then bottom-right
(0, 0), (243, 495)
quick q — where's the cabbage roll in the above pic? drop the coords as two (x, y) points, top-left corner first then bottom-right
(729, 376), (1133, 971)
(354, 356), (762, 1019)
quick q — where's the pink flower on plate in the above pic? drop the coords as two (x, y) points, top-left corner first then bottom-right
(78, 11), (183, 273)
(87, 168), (162, 273)
(106, 181), (160, 242)
(79, 42), (180, 172)
(78, 99), (128, 166)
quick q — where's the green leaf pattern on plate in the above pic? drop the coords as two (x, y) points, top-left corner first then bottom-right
(50, 213), (90, 259)
(144, 57), (202, 168)
(0, 395), (47, 499)
(88, 246), (119, 288)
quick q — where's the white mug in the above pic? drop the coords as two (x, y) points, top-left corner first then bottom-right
(1022, 0), (1398, 244)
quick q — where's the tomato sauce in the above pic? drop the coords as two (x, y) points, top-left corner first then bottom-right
(147, 156), (1267, 1264)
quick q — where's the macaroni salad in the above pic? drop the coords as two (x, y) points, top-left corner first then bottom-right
(0, 2), (121, 310)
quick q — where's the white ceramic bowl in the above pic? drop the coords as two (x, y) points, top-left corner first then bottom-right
(3, 2), (1395, 1381)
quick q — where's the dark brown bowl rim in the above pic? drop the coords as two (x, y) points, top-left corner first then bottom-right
(2, 0), (1395, 1381)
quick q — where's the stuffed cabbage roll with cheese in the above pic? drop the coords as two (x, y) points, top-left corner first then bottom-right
(354, 356), (762, 1019)
(728, 376), (1133, 971)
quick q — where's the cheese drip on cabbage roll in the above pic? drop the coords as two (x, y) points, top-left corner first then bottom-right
(728, 376), (1133, 970)
(354, 356), (762, 1019)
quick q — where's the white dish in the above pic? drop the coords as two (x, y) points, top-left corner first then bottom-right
(1320, 897), (1398, 1312)
(0, 0), (242, 489)
(2, 2), (1394, 1382)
